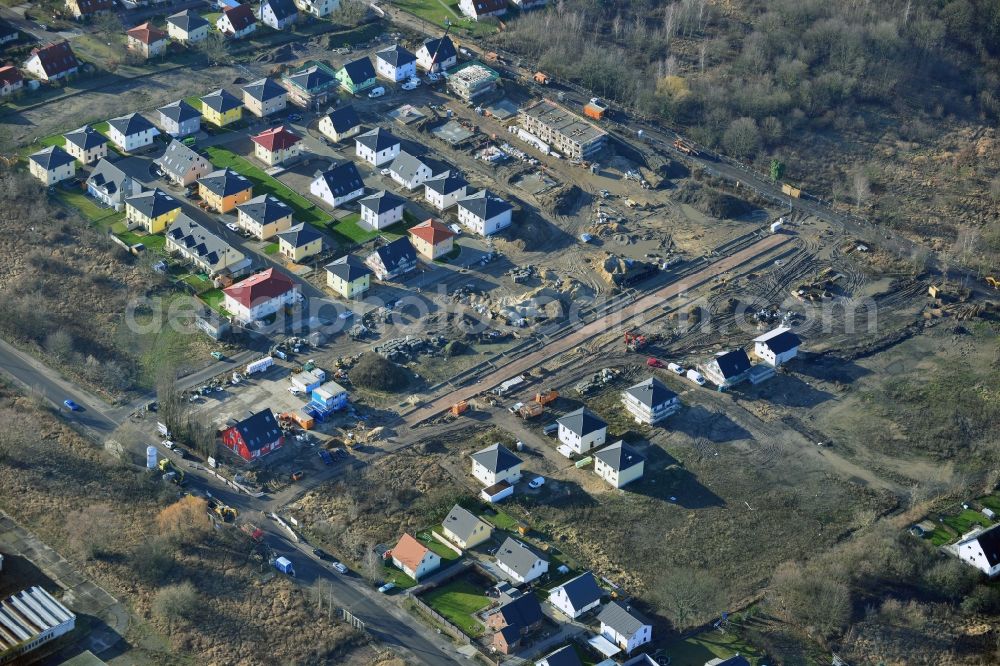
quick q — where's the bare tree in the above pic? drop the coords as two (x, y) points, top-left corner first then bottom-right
(649, 567), (724, 631)
(363, 542), (383, 584)
(197, 32), (231, 67)
(44, 330), (74, 361)
(152, 582), (199, 624)
(852, 168), (871, 209)
(133, 537), (175, 583)
(64, 503), (120, 559)
(722, 117), (761, 160)
(768, 561), (852, 638)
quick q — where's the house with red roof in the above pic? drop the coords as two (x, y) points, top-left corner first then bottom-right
(408, 218), (455, 261)
(126, 22), (169, 58)
(23, 41), (78, 81)
(222, 268), (300, 322)
(251, 126), (302, 166)
(390, 533), (441, 581)
(221, 408), (284, 461)
(0, 66), (23, 98)
(216, 3), (257, 39)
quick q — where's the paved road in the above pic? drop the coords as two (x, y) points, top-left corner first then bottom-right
(405, 232), (792, 424)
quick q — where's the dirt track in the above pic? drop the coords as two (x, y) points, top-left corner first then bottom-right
(406, 231), (793, 424)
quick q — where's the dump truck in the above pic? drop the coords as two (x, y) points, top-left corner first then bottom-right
(157, 458), (185, 485)
(517, 401), (544, 419)
(672, 138), (698, 156)
(240, 523), (265, 543)
(534, 390), (558, 405)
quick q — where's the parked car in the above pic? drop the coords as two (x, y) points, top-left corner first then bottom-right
(401, 79), (419, 91)
(291, 471), (304, 481)
(542, 422), (559, 436)
(379, 167), (392, 176)
(528, 476), (545, 489)
(368, 86), (386, 98)
(378, 582), (396, 593)
(313, 548), (332, 561)
(173, 448), (187, 459)
(667, 362), (684, 375)
(686, 369), (705, 386)
(161, 439), (175, 450)
(211, 351), (225, 360)
(449, 223), (462, 235)
(508, 402), (524, 414)
(225, 222), (239, 233)
(63, 399), (80, 411)
(288, 113), (302, 122)
(332, 561), (348, 574)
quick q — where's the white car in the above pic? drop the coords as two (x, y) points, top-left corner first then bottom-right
(508, 402), (524, 414)
(161, 439), (175, 450)
(332, 561), (348, 574)
(225, 222), (239, 232)
(401, 79), (420, 91)
(380, 167), (392, 176)
(686, 369), (706, 386)
(528, 476), (545, 489)
(368, 86), (386, 98)
(378, 582), (396, 593)
(667, 362), (684, 375)
(449, 224), (462, 235)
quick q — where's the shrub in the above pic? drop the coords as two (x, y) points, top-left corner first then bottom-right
(350, 353), (409, 392)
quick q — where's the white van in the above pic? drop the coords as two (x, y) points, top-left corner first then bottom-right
(686, 369), (705, 385)
(667, 362), (684, 375)
(368, 86), (385, 98)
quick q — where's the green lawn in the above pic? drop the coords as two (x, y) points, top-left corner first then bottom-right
(263, 242), (280, 254)
(141, 234), (166, 251)
(381, 565), (418, 589)
(421, 579), (490, 637)
(664, 628), (765, 666)
(330, 212), (377, 245)
(203, 146), (329, 227)
(116, 230), (144, 246)
(184, 96), (202, 111)
(981, 494), (1000, 513)
(200, 288), (226, 313)
(394, 0), (497, 37)
(419, 530), (461, 561)
(481, 509), (519, 531)
(181, 273), (213, 294)
(53, 188), (122, 227)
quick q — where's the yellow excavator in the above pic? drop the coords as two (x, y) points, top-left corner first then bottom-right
(985, 276), (999, 290)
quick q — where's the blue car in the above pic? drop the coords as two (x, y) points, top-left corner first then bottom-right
(63, 399), (80, 411)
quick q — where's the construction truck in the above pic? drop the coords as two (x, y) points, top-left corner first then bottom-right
(517, 401), (544, 419)
(207, 498), (238, 522)
(986, 277), (999, 290)
(450, 401), (469, 417)
(534, 390), (558, 405)
(240, 523), (265, 543)
(673, 138), (698, 156)
(624, 330), (648, 351)
(157, 458), (185, 485)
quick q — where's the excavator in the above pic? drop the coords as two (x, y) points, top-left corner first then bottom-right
(986, 276), (999, 290)
(157, 458), (185, 485)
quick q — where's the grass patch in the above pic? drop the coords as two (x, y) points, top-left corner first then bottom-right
(203, 146), (329, 227)
(417, 530), (461, 561)
(329, 212), (377, 245)
(115, 230), (145, 246)
(942, 509), (992, 536)
(140, 233), (166, 251)
(181, 272), (213, 294)
(382, 565), (418, 589)
(436, 244), (461, 263)
(393, 0), (497, 37)
(664, 628), (765, 666)
(481, 509), (518, 531)
(52, 187), (122, 226)
(263, 242), (280, 254)
(421, 579), (490, 637)
(199, 288), (226, 313)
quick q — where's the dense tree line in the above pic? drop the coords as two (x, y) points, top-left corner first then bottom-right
(498, 0), (1000, 157)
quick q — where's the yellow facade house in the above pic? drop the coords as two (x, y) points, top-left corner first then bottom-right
(277, 222), (323, 262)
(324, 256), (372, 299)
(199, 88), (243, 127)
(125, 188), (182, 233)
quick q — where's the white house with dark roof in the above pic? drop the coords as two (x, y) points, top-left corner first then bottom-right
(621, 377), (680, 425)
(598, 602), (652, 654)
(257, 0), (298, 30)
(86, 158), (145, 210)
(594, 441), (645, 488)
(557, 407), (607, 455)
(166, 10), (209, 43)
(441, 504), (492, 550)
(355, 127), (400, 166)
(107, 113), (158, 153)
(753, 327), (802, 367)
(957, 524), (1000, 577)
(157, 139), (211, 186)
(702, 349), (752, 388)
(365, 237), (417, 281)
(424, 174), (468, 211)
(375, 44), (417, 82)
(157, 99), (201, 137)
(390, 151), (450, 191)
(458, 190), (512, 235)
(236, 194), (293, 239)
(310, 161), (365, 208)
(548, 571), (603, 619)
(216, 3), (256, 39)
(28, 146), (76, 186)
(242, 77), (287, 117)
(319, 105), (361, 142)
(495, 536), (548, 584)
(359, 190), (405, 230)
(416, 35), (457, 72)
(293, 0), (339, 18)
(62, 125), (108, 165)
(536, 645), (582, 666)
(471, 443), (523, 487)
(459, 0), (507, 21)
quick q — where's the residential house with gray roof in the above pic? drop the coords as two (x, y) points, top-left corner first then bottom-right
(471, 443), (523, 487)
(548, 571), (603, 619)
(598, 602), (652, 654)
(157, 99), (201, 137)
(621, 377), (680, 425)
(166, 214), (249, 277)
(86, 158), (145, 210)
(593, 441), (645, 488)
(441, 505), (491, 550)
(556, 407), (607, 455)
(389, 150), (450, 190)
(236, 194), (293, 239)
(156, 139), (211, 186)
(495, 537), (548, 584)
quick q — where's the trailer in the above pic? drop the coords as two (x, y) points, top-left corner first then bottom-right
(517, 401), (543, 419)
(534, 390), (558, 405)
(274, 556), (295, 576)
(246, 356), (274, 375)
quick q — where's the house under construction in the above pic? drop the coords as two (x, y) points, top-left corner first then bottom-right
(518, 99), (608, 159)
